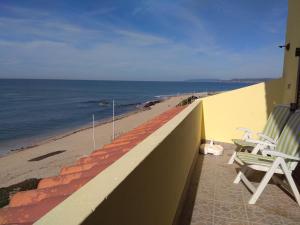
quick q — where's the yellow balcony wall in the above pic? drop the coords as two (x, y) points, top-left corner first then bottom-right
(282, 0), (300, 103)
(201, 79), (284, 143)
(36, 100), (202, 225)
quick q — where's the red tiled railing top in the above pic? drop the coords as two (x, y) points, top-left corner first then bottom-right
(0, 106), (186, 225)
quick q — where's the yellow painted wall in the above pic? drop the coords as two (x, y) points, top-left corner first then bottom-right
(282, 0), (300, 103)
(201, 79), (283, 143)
(83, 102), (202, 225)
(36, 100), (202, 225)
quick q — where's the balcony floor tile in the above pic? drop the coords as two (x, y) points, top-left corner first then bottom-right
(179, 142), (300, 225)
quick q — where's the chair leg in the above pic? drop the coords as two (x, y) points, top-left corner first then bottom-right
(234, 166), (248, 184)
(280, 161), (300, 206)
(234, 170), (243, 183)
(285, 172), (300, 206)
(228, 145), (244, 165)
(248, 159), (280, 204)
(228, 151), (236, 164)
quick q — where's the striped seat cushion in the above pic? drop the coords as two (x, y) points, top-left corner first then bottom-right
(237, 152), (275, 167)
(232, 139), (256, 148)
(275, 111), (300, 167)
(237, 111), (300, 169)
(261, 105), (291, 141)
(233, 106), (290, 150)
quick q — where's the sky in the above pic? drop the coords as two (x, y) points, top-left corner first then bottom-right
(0, 0), (288, 81)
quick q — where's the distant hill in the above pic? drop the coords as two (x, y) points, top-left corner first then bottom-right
(185, 78), (274, 83)
(185, 79), (221, 82)
(229, 78), (273, 83)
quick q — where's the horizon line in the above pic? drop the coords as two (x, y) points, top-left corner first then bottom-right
(0, 77), (280, 82)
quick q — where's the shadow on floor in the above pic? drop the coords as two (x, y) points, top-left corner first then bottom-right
(176, 147), (207, 225)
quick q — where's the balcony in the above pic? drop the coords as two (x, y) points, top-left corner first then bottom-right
(1, 79), (300, 225)
(31, 79), (298, 225)
(180, 143), (300, 225)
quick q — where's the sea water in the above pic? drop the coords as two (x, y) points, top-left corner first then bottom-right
(0, 79), (250, 154)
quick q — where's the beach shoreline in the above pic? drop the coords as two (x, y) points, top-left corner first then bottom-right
(5, 106), (147, 156)
(0, 93), (207, 188)
(1, 93), (191, 156)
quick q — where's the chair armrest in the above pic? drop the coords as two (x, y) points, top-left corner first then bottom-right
(262, 150), (300, 161)
(237, 127), (253, 133)
(237, 127), (256, 139)
(257, 133), (277, 144)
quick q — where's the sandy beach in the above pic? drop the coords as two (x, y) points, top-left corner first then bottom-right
(0, 93), (207, 188)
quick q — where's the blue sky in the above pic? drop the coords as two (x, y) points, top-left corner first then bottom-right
(0, 0), (288, 81)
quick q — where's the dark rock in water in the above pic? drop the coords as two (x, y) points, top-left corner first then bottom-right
(0, 178), (41, 208)
(143, 100), (162, 108)
(177, 95), (198, 106)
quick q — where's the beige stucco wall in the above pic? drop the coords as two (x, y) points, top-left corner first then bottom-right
(36, 100), (202, 225)
(201, 79), (283, 143)
(281, 0), (300, 104)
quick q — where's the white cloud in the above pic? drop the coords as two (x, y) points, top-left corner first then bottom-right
(115, 29), (170, 45)
(0, 36), (283, 81)
(0, 1), (285, 80)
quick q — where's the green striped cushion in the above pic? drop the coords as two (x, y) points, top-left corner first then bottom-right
(237, 111), (300, 169)
(262, 105), (291, 141)
(237, 152), (275, 167)
(276, 111), (300, 163)
(232, 139), (256, 148)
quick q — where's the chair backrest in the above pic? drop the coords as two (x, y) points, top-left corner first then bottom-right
(262, 105), (291, 141)
(276, 110), (300, 170)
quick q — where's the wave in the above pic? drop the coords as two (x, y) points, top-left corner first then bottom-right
(82, 99), (110, 107)
(154, 94), (174, 99)
(118, 102), (142, 108)
(83, 100), (101, 104)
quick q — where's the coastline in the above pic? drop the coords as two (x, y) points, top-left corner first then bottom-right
(6, 106), (147, 155)
(4, 92), (210, 156)
(2, 94), (183, 155)
(0, 93), (207, 188)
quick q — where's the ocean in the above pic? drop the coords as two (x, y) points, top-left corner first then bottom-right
(0, 79), (251, 154)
